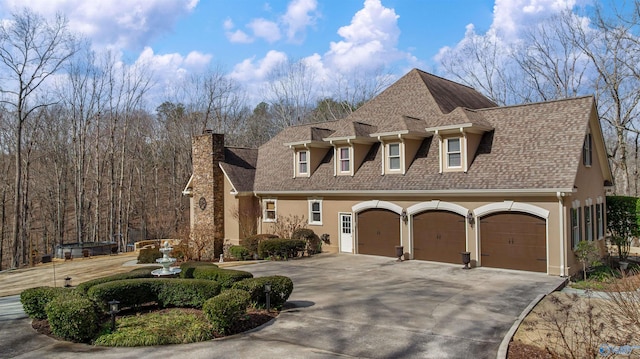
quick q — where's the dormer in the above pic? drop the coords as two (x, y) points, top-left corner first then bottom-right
(324, 121), (377, 176)
(370, 116), (430, 175)
(284, 127), (334, 178)
(426, 122), (492, 173)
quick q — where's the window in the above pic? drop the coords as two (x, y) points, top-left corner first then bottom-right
(585, 205), (593, 241)
(298, 151), (308, 174)
(263, 199), (277, 222)
(596, 203), (604, 239)
(339, 147), (350, 173)
(388, 143), (401, 170)
(446, 138), (461, 168)
(308, 199), (322, 225)
(583, 133), (592, 166)
(571, 208), (582, 248)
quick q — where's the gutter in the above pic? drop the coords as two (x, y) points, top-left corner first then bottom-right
(253, 188), (575, 197)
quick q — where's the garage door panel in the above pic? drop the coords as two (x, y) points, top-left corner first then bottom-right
(413, 211), (466, 264)
(357, 209), (400, 257)
(480, 212), (546, 272)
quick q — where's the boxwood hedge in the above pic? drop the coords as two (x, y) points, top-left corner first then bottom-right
(232, 275), (293, 309)
(179, 261), (218, 279)
(45, 291), (100, 343)
(258, 238), (306, 260)
(192, 267), (253, 289)
(76, 266), (159, 294)
(203, 289), (250, 334)
(20, 286), (70, 320)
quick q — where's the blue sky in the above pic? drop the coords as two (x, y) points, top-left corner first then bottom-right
(0, 0), (593, 105)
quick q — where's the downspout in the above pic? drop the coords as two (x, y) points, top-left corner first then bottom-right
(557, 192), (566, 277)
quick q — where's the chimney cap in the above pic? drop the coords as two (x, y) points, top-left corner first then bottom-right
(203, 129), (213, 134)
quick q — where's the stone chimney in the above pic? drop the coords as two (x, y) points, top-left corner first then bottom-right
(191, 131), (225, 259)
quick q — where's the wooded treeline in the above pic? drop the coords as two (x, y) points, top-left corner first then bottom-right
(3, 3), (640, 269)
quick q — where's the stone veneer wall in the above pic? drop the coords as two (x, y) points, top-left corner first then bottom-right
(191, 131), (225, 259)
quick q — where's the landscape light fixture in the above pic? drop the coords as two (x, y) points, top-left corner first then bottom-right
(108, 299), (120, 332)
(64, 276), (72, 288)
(264, 283), (272, 312)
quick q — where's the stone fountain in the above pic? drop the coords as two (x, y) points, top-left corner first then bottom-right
(151, 241), (182, 276)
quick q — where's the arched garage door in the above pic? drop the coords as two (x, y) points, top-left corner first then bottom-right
(357, 209), (400, 257)
(413, 211), (466, 263)
(480, 212), (547, 272)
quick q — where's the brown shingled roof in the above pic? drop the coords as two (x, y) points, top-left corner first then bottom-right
(253, 69), (598, 193)
(220, 147), (258, 193)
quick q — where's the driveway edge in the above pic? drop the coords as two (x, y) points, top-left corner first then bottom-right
(496, 293), (545, 359)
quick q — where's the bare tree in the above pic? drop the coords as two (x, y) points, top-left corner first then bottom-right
(0, 9), (77, 267)
(265, 58), (318, 128)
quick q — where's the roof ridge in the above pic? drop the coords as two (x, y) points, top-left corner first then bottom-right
(415, 69), (479, 92)
(477, 95), (593, 112)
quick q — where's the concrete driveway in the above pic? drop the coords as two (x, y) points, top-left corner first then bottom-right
(2, 254), (565, 359)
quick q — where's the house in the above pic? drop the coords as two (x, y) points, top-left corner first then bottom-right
(183, 69), (613, 276)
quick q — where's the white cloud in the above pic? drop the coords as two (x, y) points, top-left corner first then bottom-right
(248, 18), (281, 43)
(229, 50), (288, 82)
(223, 18), (254, 43)
(0, 0), (198, 51)
(490, 0), (581, 40)
(281, 0), (319, 43)
(324, 0), (405, 72)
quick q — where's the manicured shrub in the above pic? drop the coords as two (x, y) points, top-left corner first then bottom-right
(20, 286), (70, 320)
(138, 247), (162, 264)
(203, 289), (250, 334)
(232, 275), (294, 309)
(292, 228), (322, 255)
(258, 238), (306, 260)
(76, 266), (159, 294)
(45, 291), (100, 343)
(229, 245), (251, 260)
(240, 234), (279, 258)
(155, 279), (221, 308)
(88, 279), (157, 312)
(179, 261), (218, 279)
(192, 267), (254, 289)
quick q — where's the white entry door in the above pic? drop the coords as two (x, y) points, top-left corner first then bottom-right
(339, 213), (353, 253)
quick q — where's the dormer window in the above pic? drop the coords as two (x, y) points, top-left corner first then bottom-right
(387, 143), (401, 171)
(298, 151), (308, 174)
(446, 138), (461, 168)
(583, 133), (592, 167)
(339, 147), (351, 173)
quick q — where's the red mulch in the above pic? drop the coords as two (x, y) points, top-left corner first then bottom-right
(507, 341), (554, 359)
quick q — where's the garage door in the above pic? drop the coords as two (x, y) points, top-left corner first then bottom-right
(413, 211), (466, 264)
(357, 209), (400, 257)
(480, 212), (546, 272)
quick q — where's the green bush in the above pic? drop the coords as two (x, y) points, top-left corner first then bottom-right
(258, 238), (306, 260)
(232, 275), (294, 309)
(229, 245), (251, 260)
(45, 291), (100, 343)
(203, 289), (250, 334)
(88, 279), (157, 312)
(240, 234), (279, 258)
(20, 286), (70, 320)
(138, 247), (162, 264)
(179, 261), (218, 279)
(156, 279), (221, 308)
(292, 228), (322, 255)
(192, 267), (253, 289)
(76, 266), (159, 294)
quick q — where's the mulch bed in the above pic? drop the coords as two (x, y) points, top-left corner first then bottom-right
(507, 341), (554, 359)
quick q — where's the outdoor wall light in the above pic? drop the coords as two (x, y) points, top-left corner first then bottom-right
(108, 299), (120, 332)
(264, 283), (272, 312)
(467, 211), (475, 226)
(64, 276), (72, 287)
(401, 209), (408, 223)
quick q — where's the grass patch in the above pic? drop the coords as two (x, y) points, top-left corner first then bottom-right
(94, 308), (214, 346)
